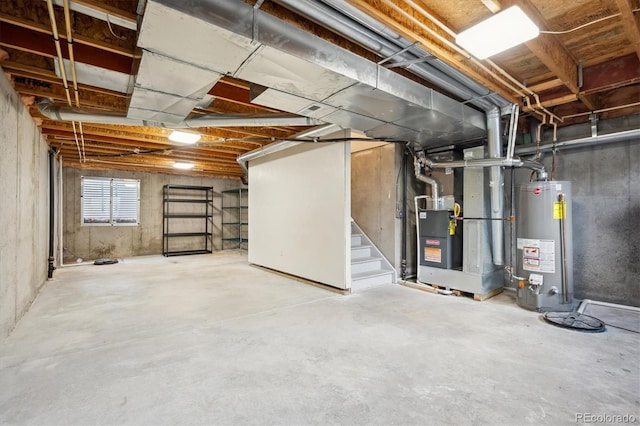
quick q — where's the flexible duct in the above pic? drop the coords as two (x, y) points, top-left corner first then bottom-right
(486, 108), (504, 266)
(36, 98), (324, 128)
(273, 0), (507, 111)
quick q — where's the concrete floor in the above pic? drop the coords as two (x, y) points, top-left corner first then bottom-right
(1, 252), (638, 425)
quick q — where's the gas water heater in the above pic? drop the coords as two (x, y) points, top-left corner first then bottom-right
(516, 181), (573, 311)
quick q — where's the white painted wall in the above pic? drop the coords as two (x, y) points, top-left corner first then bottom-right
(248, 139), (351, 289)
(0, 72), (50, 341)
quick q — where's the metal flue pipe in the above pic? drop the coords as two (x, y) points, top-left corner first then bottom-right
(414, 155), (439, 209)
(486, 108), (504, 266)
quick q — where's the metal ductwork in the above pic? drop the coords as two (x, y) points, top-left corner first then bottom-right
(135, 0), (486, 148)
(272, 0), (509, 112)
(36, 98), (322, 128)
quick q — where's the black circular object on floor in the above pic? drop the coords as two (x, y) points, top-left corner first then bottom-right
(94, 258), (119, 265)
(543, 312), (606, 333)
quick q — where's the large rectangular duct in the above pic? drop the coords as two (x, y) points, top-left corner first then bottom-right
(134, 0), (486, 145)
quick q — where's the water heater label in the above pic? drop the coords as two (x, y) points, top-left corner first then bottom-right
(521, 239), (556, 273)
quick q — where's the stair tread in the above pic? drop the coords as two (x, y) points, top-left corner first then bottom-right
(351, 244), (372, 249)
(351, 269), (393, 280)
(351, 256), (381, 264)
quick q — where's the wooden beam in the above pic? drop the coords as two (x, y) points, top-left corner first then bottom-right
(500, 0), (580, 94)
(61, 158), (245, 178)
(72, 0), (137, 24)
(525, 78), (563, 93)
(616, 0), (640, 61)
(1, 61), (128, 97)
(40, 123), (272, 158)
(12, 76), (127, 110)
(344, 0), (520, 103)
(521, 93), (577, 112)
(0, 14), (136, 58)
(581, 54), (640, 95)
(480, 0), (502, 13)
(0, 22), (134, 74)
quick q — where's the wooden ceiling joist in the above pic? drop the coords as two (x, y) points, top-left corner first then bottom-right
(0, 22), (134, 74)
(615, 0), (640, 60)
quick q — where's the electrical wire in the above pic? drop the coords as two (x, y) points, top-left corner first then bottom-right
(540, 8), (640, 35)
(106, 14), (127, 40)
(539, 13), (621, 34)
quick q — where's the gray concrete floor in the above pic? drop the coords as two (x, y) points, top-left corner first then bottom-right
(1, 251), (639, 425)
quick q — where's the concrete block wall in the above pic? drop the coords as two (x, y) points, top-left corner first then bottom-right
(63, 167), (241, 261)
(0, 73), (50, 341)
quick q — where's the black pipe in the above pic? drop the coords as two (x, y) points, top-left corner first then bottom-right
(400, 149), (407, 280)
(47, 148), (56, 279)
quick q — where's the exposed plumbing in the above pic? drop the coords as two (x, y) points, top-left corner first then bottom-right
(45, 0), (85, 163)
(413, 153), (440, 209)
(515, 127), (640, 156)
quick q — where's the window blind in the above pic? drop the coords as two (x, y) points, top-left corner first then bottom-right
(81, 177), (140, 226)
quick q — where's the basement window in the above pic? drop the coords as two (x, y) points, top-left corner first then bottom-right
(81, 177), (140, 226)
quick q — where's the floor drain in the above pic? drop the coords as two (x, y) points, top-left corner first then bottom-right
(543, 312), (606, 333)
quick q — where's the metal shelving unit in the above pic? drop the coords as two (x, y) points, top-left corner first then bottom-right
(222, 188), (248, 249)
(163, 184), (213, 256)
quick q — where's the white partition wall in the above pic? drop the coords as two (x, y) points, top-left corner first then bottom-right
(248, 139), (351, 289)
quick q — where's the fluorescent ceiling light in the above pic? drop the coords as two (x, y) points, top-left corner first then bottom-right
(455, 6), (539, 59)
(168, 130), (201, 144)
(173, 162), (195, 170)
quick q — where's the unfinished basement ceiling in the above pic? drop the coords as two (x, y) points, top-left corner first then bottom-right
(1, 0), (638, 178)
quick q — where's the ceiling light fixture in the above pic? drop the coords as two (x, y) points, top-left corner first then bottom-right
(168, 130), (201, 144)
(173, 162), (195, 170)
(455, 6), (539, 60)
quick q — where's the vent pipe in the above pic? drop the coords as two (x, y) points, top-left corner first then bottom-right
(486, 108), (504, 266)
(414, 154), (440, 209)
(36, 98), (323, 128)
